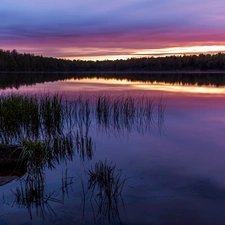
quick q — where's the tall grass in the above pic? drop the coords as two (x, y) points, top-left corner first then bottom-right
(0, 93), (64, 143)
(40, 94), (63, 135)
(0, 93), (165, 166)
(95, 94), (164, 134)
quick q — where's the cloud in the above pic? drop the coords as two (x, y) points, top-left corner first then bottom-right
(1, 0), (225, 59)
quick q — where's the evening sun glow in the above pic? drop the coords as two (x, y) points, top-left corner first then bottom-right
(1, 0), (225, 59)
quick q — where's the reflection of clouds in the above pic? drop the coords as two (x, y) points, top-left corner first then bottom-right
(62, 78), (225, 94)
(49, 78), (225, 95)
(132, 83), (225, 94)
(1, 76), (225, 96)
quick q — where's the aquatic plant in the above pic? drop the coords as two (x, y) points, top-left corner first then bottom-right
(40, 94), (63, 135)
(95, 94), (164, 134)
(0, 93), (164, 167)
(0, 93), (64, 144)
(81, 160), (127, 224)
(87, 160), (126, 197)
(0, 92), (166, 224)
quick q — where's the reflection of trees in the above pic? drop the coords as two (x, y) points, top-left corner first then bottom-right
(1, 72), (225, 91)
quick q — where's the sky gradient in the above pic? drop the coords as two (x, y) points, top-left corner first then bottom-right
(1, 0), (225, 60)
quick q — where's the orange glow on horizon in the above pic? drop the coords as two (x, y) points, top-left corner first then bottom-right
(61, 45), (225, 61)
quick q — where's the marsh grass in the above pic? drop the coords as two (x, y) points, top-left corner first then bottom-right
(40, 94), (63, 135)
(0, 93), (164, 166)
(0, 93), (64, 144)
(87, 160), (126, 198)
(0, 93), (165, 223)
(81, 160), (127, 224)
(0, 93), (163, 140)
(0, 95), (40, 142)
(95, 94), (164, 134)
(19, 134), (75, 169)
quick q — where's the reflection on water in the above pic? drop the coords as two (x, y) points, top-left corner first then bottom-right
(11, 166), (62, 220)
(0, 74), (225, 224)
(0, 91), (164, 224)
(1, 72), (225, 91)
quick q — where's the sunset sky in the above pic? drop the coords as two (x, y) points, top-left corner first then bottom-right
(1, 0), (225, 60)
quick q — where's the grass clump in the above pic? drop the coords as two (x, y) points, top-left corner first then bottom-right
(87, 160), (125, 198)
(84, 160), (127, 224)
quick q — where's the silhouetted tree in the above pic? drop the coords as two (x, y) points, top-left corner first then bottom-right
(1, 49), (225, 72)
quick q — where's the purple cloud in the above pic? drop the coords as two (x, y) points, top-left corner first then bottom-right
(1, 0), (225, 59)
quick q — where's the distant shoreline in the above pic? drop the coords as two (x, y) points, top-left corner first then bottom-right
(1, 50), (225, 73)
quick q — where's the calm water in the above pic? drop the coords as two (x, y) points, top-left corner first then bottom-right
(1, 75), (225, 225)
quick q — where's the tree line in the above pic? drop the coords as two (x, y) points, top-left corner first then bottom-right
(1, 49), (225, 72)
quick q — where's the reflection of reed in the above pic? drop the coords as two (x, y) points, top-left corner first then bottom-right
(10, 135), (73, 220)
(0, 93), (165, 178)
(61, 168), (74, 202)
(0, 93), (165, 223)
(157, 97), (166, 135)
(11, 166), (63, 220)
(75, 98), (94, 161)
(81, 160), (127, 224)
(10, 166), (74, 221)
(75, 130), (94, 161)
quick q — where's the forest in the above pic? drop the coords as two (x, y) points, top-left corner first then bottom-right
(1, 49), (225, 72)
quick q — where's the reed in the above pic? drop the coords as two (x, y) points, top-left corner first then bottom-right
(40, 94), (63, 135)
(0, 93), (165, 223)
(87, 160), (126, 198)
(85, 159), (127, 224)
(0, 93), (164, 167)
(95, 94), (163, 133)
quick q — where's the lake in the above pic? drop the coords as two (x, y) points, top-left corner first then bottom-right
(0, 73), (225, 225)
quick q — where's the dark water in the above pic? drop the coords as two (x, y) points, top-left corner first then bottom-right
(0, 75), (225, 225)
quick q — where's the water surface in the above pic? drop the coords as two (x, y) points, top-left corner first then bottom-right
(0, 74), (225, 225)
